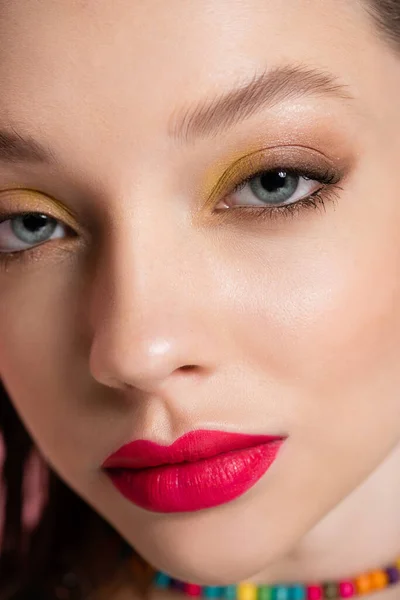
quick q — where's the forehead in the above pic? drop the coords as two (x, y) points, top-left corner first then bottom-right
(0, 0), (378, 189)
(0, 0), (367, 116)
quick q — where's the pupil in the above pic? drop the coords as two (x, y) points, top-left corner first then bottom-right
(259, 171), (287, 192)
(22, 214), (49, 231)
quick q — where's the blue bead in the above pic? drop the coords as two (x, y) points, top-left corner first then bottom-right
(204, 587), (223, 598)
(272, 587), (290, 600)
(153, 572), (171, 588)
(222, 586), (237, 599)
(386, 566), (400, 584)
(289, 586), (306, 600)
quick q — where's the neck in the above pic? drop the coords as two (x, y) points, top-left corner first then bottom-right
(153, 442), (400, 599)
(240, 442), (400, 588)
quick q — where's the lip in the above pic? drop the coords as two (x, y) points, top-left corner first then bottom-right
(102, 430), (286, 513)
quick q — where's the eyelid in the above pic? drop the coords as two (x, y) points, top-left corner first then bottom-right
(0, 188), (83, 233)
(204, 145), (345, 209)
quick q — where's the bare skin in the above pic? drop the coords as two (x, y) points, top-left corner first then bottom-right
(1, 1), (400, 598)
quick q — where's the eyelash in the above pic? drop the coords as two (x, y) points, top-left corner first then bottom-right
(0, 165), (343, 269)
(0, 214), (77, 270)
(215, 166), (342, 223)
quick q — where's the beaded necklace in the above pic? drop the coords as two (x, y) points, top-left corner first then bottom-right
(54, 538), (400, 600)
(150, 555), (400, 600)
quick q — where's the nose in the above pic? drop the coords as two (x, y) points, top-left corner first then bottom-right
(91, 323), (208, 394)
(87, 214), (216, 396)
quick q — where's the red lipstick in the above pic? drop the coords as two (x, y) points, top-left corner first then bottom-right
(102, 430), (286, 513)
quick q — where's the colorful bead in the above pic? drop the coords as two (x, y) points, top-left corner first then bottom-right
(354, 574), (372, 595)
(173, 580), (186, 591)
(306, 585), (322, 600)
(369, 570), (388, 590)
(153, 572), (171, 588)
(386, 566), (400, 584)
(272, 586), (290, 600)
(204, 587), (223, 598)
(183, 583), (203, 596)
(223, 587), (237, 599)
(290, 585), (306, 599)
(338, 581), (355, 597)
(257, 586), (273, 600)
(237, 583), (258, 600)
(322, 582), (338, 599)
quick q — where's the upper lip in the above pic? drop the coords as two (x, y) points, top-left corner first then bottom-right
(101, 429), (285, 470)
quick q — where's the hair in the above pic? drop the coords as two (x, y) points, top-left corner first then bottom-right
(0, 379), (153, 600)
(365, 0), (400, 49)
(0, 1), (400, 598)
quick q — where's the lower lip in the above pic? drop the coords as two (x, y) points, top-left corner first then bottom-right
(105, 439), (284, 513)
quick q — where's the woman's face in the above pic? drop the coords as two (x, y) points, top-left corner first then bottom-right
(1, 0), (400, 584)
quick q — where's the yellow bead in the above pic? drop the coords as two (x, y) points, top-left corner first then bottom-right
(355, 574), (373, 594)
(370, 570), (388, 589)
(237, 583), (258, 600)
(396, 558), (400, 572)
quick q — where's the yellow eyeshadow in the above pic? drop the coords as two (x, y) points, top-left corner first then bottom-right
(201, 143), (262, 200)
(0, 188), (79, 229)
(201, 143), (341, 213)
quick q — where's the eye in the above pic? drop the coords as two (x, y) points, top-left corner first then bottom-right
(0, 212), (68, 253)
(215, 170), (323, 210)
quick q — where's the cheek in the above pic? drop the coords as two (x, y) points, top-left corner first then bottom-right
(207, 205), (400, 493)
(214, 193), (400, 437)
(0, 259), (87, 459)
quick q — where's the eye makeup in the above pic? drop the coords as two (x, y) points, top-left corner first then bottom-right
(0, 133), (355, 268)
(0, 188), (82, 269)
(0, 188), (80, 230)
(208, 146), (343, 204)
(205, 145), (345, 205)
(195, 144), (348, 227)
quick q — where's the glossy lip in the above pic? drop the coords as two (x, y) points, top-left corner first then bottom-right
(102, 430), (286, 513)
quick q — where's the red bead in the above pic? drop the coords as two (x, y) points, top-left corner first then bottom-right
(339, 581), (356, 597)
(306, 585), (323, 600)
(184, 584), (203, 596)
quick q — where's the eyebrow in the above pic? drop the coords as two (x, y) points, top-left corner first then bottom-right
(0, 64), (353, 165)
(0, 126), (57, 165)
(169, 63), (354, 143)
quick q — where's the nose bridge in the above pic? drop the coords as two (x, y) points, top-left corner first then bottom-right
(88, 205), (208, 391)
